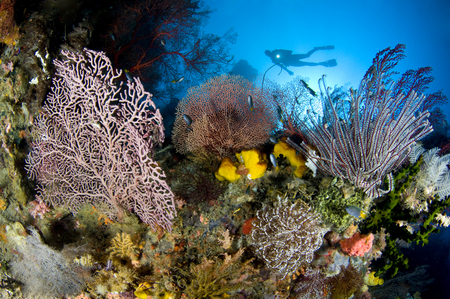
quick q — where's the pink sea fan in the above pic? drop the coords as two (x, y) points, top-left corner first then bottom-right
(25, 49), (176, 231)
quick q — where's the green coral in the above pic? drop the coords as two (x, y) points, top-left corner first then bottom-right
(422, 195), (450, 230)
(362, 159), (422, 277)
(362, 156), (450, 277)
(364, 157), (423, 233)
(374, 237), (409, 278)
(311, 179), (365, 232)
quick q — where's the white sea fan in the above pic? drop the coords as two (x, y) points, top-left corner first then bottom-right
(412, 144), (450, 200)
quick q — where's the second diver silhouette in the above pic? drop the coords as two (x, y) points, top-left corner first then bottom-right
(265, 46), (337, 76)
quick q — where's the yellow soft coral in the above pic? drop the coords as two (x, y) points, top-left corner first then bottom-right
(364, 271), (384, 286)
(108, 232), (138, 260)
(236, 149), (267, 180)
(273, 138), (307, 177)
(215, 157), (241, 182)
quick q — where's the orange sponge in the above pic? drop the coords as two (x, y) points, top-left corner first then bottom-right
(340, 232), (374, 257)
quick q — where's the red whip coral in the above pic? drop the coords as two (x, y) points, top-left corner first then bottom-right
(25, 49), (176, 231)
(172, 74), (277, 159)
(340, 232), (374, 257)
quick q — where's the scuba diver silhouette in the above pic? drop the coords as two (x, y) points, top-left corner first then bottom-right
(265, 46), (337, 75)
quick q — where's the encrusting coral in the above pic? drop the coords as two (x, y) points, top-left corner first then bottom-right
(310, 178), (366, 233)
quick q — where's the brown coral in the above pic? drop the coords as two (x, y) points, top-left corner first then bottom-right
(328, 264), (364, 299)
(181, 248), (255, 298)
(293, 267), (330, 299)
(0, 0), (20, 46)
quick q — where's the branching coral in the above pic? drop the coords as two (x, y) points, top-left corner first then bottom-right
(108, 232), (139, 261)
(251, 199), (325, 279)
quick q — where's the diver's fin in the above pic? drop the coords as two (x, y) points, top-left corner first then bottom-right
(323, 59), (337, 67)
(314, 45), (335, 51)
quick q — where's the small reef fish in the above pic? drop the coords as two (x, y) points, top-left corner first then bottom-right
(13, 46), (25, 57)
(183, 114), (193, 132)
(346, 205), (368, 219)
(276, 105), (284, 123)
(248, 95), (253, 112)
(124, 69), (133, 81)
(171, 76), (184, 84)
(109, 32), (116, 42)
(90, 121), (101, 129)
(270, 136), (278, 144)
(270, 153), (277, 168)
(183, 114), (192, 126)
(161, 39), (166, 46)
(300, 79), (317, 97)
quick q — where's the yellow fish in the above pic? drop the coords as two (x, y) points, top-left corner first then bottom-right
(171, 76), (184, 84)
(346, 205), (368, 219)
